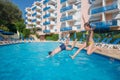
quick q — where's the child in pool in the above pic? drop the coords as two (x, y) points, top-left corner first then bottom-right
(48, 34), (77, 57)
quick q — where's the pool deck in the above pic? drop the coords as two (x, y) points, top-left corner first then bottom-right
(70, 42), (120, 60)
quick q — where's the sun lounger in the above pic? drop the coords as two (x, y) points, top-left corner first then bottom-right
(95, 38), (107, 46)
(101, 38), (113, 48)
(107, 38), (120, 49)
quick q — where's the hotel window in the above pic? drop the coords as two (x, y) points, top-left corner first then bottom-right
(77, 4), (81, 8)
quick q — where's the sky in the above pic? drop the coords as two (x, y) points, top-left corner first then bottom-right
(11, 0), (40, 19)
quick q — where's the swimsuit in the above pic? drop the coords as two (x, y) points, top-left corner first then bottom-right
(85, 31), (93, 46)
(60, 43), (66, 50)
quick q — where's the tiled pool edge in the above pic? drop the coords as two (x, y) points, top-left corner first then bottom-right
(74, 42), (120, 60)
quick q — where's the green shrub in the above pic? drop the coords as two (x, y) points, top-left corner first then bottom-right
(0, 25), (9, 31)
(46, 34), (58, 41)
(23, 29), (30, 38)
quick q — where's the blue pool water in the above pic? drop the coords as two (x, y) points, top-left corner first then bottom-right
(0, 42), (120, 80)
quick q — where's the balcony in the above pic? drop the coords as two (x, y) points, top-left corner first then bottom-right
(26, 14), (31, 17)
(27, 22), (32, 24)
(25, 11), (31, 14)
(90, 0), (101, 4)
(48, 5), (56, 12)
(36, 25), (41, 28)
(43, 5), (55, 12)
(113, 14), (120, 19)
(32, 19), (36, 22)
(32, 6), (36, 11)
(43, 13), (56, 19)
(32, 13), (37, 16)
(67, 0), (78, 3)
(43, 21), (50, 25)
(36, 18), (41, 22)
(89, 16), (101, 21)
(48, 13), (56, 19)
(104, 2), (118, 13)
(91, 20), (118, 32)
(91, 7), (103, 14)
(36, 12), (41, 16)
(51, 29), (56, 33)
(43, 14), (50, 18)
(43, 6), (50, 11)
(43, 30), (50, 33)
(50, 21), (56, 25)
(60, 5), (77, 13)
(26, 8), (31, 11)
(60, 0), (67, 4)
(74, 22), (81, 25)
(91, 3), (119, 14)
(60, 15), (76, 22)
(36, 6), (41, 9)
(72, 26), (77, 30)
(27, 17), (33, 20)
(43, 0), (56, 4)
(43, 0), (49, 4)
(60, 27), (72, 31)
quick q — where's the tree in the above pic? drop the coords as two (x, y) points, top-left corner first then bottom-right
(0, 0), (22, 33)
(14, 19), (26, 33)
(0, 25), (9, 31)
(14, 19), (26, 39)
(23, 29), (30, 38)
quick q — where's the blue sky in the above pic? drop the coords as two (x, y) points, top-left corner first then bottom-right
(11, 0), (40, 19)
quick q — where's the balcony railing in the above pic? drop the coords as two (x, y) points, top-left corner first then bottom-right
(60, 5), (77, 13)
(32, 6), (36, 10)
(60, 0), (67, 4)
(60, 16), (72, 22)
(104, 3), (118, 11)
(32, 13), (37, 16)
(43, 14), (50, 18)
(91, 20), (118, 31)
(43, 5), (55, 11)
(43, 0), (55, 4)
(43, 6), (50, 11)
(43, 13), (56, 19)
(60, 27), (72, 31)
(43, 30), (50, 33)
(91, 7), (103, 14)
(48, 5), (56, 11)
(43, 21), (50, 25)
(32, 19), (36, 22)
(43, 0), (50, 4)
(91, 3), (118, 14)
(60, 15), (76, 22)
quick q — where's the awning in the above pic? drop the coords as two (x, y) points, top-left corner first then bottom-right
(1, 31), (14, 35)
(0, 30), (4, 33)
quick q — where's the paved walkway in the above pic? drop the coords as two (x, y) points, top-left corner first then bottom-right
(72, 42), (120, 60)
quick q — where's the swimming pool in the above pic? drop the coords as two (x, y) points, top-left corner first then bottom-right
(0, 42), (120, 80)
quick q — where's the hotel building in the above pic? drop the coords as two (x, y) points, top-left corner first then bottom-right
(25, 1), (42, 29)
(89, 0), (120, 32)
(25, 0), (90, 39)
